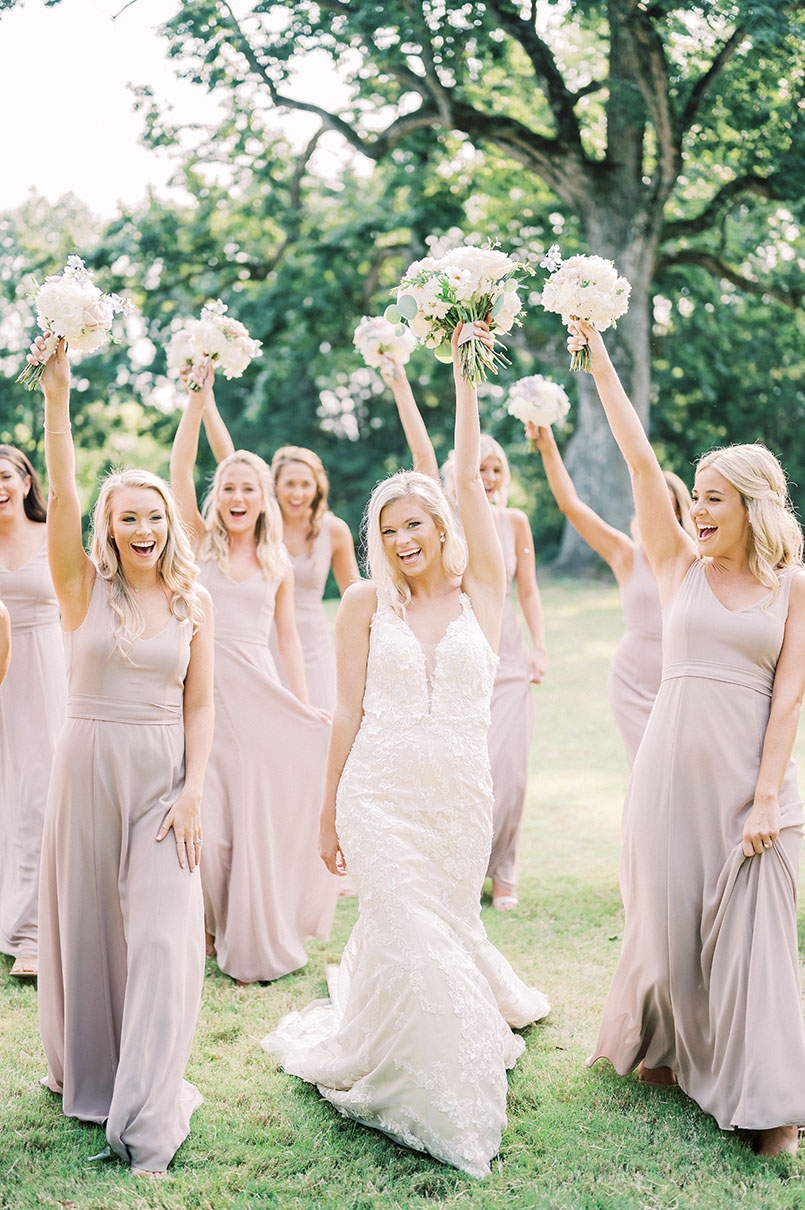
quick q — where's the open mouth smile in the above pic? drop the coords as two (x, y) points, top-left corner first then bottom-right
(132, 541), (156, 557)
(398, 547), (422, 566)
(697, 524), (717, 541)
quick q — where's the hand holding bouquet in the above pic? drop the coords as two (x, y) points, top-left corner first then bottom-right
(353, 315), (417, 381)
(506, 375), (570, 448)
(388, 243), (533, 385)
(16, 256), (132, 391)
(539, 247), (630, 371)
(167, 300), (262, 391)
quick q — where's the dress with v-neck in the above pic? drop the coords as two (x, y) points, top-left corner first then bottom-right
(590, 557), (805, 1131)
(262, 590), (549, 1177)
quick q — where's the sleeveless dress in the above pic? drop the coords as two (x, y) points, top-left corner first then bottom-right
(0, 537), (66, 960)
(271, 514), (336, 711)
(199, 559), (336, 983)
(486, 511), (535, 895)
(590, 559), (805, 1130)
(38, 576), (204, 1171)
(606, 545), (663, 765)
(262, 593), (550, 1177)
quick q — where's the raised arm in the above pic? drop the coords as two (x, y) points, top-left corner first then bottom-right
(529, 421), (633, 584)
(199, 374), (236, 462)
(169, 374), (210, 545)
(381, 356), (440, 480)
(451, 323), (506, 647)
(329, 515), (361, 594)
(35, 338), (95, 628)
(571, 322), (695, 601)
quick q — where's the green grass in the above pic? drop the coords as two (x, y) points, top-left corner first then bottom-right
(3, 576), (805, 1209)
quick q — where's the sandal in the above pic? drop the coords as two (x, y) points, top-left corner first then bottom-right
(492, 895), (519, 912)
(10, 957), (37, 979)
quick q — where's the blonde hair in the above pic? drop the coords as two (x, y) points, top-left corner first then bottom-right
(200, 450), (289, 580)
(441, 433), (511, 507)
(271, 445), (329, 546)
(696, 443), (803, 594)
(90, 468), (203, 659)
(363, 470), (466, 614)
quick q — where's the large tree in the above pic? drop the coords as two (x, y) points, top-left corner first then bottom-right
(152, 0), (804, 569)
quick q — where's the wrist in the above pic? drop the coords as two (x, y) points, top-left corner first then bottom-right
(752, 788), (778, 807)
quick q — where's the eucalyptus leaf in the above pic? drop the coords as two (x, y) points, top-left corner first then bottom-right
(384, 304), (402, 324)
(434, 343), (453, 363)
(489, 294), (505, 318)
(397, 294), (418, 320)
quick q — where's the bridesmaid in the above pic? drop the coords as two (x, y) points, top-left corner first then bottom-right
(574, 321), (805, 1157)
(383, 357), (545, 910)
(0, 445), (66, 978)
(270, 446), (361, 711)
(530, 421), (694, 765)
(33, 338), (214, 1177)
(170, 367), (337, 986)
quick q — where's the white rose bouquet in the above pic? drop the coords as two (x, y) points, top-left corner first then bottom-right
(353, 315), (417, 380)
(16, 256), (133, 391)
(166, 300), (262, 391)
(506, 375), (570, 442)
(539, 246), (631, 371)
(388, 243), (533, 385)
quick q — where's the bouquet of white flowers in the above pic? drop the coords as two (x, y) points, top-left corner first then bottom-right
(166, 300), (262, 391)
(388, 243), (533, 385)
(16, 256), (133, 391)
(539, 246), (631, 371)
(506, 375), (570, 440)
(353, 315), (417, 380)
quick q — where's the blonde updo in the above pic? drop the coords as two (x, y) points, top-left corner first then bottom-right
(363, 470), (466, 614)
(91, 468), (203, 659)
(696, 443), (803, 594)
(200, 450), (289, 580)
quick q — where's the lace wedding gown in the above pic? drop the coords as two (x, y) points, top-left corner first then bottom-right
(262, 592), (549, 1177)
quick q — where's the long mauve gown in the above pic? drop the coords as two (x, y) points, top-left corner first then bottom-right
(38, 576), (204, 1171)
(199, 559), (337, 983)
(271, 513), (336, 711)
(590, 560), (805, 1130)
(607, 545), (662, 765)
(0, 536), (66, 961)
(486, 511), (534, 896)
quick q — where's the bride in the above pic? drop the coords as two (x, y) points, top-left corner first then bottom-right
(262, 322), (549, 1177)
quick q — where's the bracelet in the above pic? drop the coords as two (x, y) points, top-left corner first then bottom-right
(44, 423), (72, 435)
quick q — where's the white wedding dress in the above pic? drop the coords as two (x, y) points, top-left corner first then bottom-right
(261, 592), (549, 1177)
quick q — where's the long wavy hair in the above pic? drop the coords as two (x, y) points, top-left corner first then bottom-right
(0, 445), (47, 522)
(363, 470), (466, 614)
(441, 433), (511, 508)
(271, 445), (329, 546)
(696, 443), (803, 596)
(200, 450), (289, 580)
(90, 468), (203, 659)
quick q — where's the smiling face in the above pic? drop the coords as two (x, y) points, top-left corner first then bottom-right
(216, 461), (264, 535)
(274, 460), (318, 520)
(0, 457), (30, 522)
(380, 494), (443, 579)
(109, 486), (169, 577)
(690, 466), (751, 558)
(479, 455), (505, 503)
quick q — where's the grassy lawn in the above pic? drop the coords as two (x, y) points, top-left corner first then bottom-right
(2, 576), (805, 1209)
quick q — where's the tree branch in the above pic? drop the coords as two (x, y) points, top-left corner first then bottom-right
(619, 8), (679, 193)
(399, 0), (453, 128)
(483, 0), (584, 150)
(663, 173), (781, 240)
(659, 249), (802, 311)
(680, 25), (748, 133)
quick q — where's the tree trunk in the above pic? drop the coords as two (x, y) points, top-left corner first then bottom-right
(553, 228), (654, 576)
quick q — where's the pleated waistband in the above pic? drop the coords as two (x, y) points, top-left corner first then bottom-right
(66, 695), (182, 725)
(661, 660), (772, 696)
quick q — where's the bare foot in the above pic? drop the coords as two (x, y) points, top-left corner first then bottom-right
(637, 1061), (677, 1086)
(130, 1166), (167, 1179)
(755, 1125), (799, 1157)
(205, 931), (216, 957)
(10, 958), (37, 979)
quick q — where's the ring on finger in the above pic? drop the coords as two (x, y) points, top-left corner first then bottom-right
(762, 839), (772, 848)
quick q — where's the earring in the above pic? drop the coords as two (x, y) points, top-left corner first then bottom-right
(440, 533), (445, 544)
